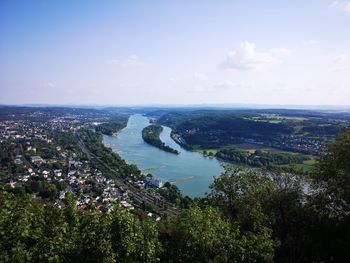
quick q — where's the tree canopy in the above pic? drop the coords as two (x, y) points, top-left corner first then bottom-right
(1, 129), (350, 262)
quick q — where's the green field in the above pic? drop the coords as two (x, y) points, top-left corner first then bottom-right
(246, 114), (308, 124)
(278, 158), (317, 173)
(196, 143), (317, 173)
(197, 143), (311, 156)
(231, 143), (301, 155)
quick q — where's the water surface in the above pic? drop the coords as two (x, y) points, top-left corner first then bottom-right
(103, 114), (223, 197)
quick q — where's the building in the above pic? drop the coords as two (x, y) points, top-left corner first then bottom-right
(145, 177), (164, 188)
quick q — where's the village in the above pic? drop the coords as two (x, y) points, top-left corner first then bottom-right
(0, 109), (168, 219)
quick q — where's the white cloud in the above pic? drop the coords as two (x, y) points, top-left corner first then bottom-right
(302, 39), (319, 46)
(220, 42), (291, 71)
(334, 54), (348, 64)
(333, 54), (350, 71)
(65, 89), (74, 95)
(192, 72), (208, 81)
(109, 54), (144, 67)
(331, 0), (350, 12)
(41, 82), (55, 88)
(213, 81), (254, 90)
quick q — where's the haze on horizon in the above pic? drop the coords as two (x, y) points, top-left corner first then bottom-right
(1, 0), (350, 106)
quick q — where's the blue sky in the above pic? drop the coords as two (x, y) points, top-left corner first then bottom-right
(1, 0), (349, 106)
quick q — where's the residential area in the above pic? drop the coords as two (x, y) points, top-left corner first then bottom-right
(0, 108), (180, 219)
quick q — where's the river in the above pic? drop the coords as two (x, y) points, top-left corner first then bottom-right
(103, 114), (223, 197)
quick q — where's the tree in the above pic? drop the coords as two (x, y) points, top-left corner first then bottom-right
(312, 128), (350, 216)
(207, 166), (316, 262)
(308, 128), (350, 261)
(110, 205), (160, 263)
(0, 191), (72, 263)
(159, 205), (275, 263)
(72, 210), (116, 263)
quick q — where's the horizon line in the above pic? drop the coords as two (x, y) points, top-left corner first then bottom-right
(1, 102), (350, 111)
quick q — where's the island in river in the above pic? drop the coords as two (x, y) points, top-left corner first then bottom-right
(142, 124), (179, 154)
(103, 114), (223, 197)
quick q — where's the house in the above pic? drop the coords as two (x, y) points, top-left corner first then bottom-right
(30, 155), (44, 165)
(145, 177), (164, 188)
(42, 170), (50, 178)
(54, 169), (62, 177)
(14, 155), (22, 165)
(120, 201), (134, 209)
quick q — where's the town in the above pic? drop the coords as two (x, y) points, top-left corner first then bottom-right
(0, 107), (183, 219)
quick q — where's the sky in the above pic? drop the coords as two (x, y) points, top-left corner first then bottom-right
(0, 0), (350, 106)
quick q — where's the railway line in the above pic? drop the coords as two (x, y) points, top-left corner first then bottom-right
(75, 131), (180, 217)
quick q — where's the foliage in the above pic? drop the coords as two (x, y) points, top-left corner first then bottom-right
(142, 125), (179, 154)
(0, 191), (71, 262)
(95, 117), (128, 135)
(110, 206), (161, 262)
(159, 205), (275, 263)
(159, 182), (192, 208)
(1, 113), (350, 262)
(0, 191), (160, 263)
(157, 110), (348, 155)
(215, 148), (308, 168)
(158, 113), (293, 149)
(80, 130), (141, 178)
(312, 128), (350, 216)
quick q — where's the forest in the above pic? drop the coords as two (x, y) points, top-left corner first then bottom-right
(215, 148), (308, 170)
(142, 125), (179, 154)
(1, 129), (350, 262)
(156, 110), (349, 150)
(95, 116), (128, 136)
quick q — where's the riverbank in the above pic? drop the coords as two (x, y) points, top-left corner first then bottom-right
(103, 114), (223, 197)
(142, 124), (179, 154)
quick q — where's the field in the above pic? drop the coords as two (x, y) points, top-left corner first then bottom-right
(195, 143), (317, 173)
(231, 143), (301, 155)
(278, 158), (317, 173)
(247, 114), (308, 124)
(197, 143), (310, 156)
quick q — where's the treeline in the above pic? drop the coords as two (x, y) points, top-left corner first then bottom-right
(0, 192), (161, 263)
(6, 177), (67, 200)
(95, 116), (129, 135)
(0, 188), (276, 263)
(157, 111), (349, 151)
(0, 106), (112, 121)
(300, 122), (346, 137)
(1, 129), (350, 262)
(158, 182), (192, 208)
(159, 113), (293, 149)
(215, 148), (307, 168)
(80, 130), (190, 208)
(80, 130), (141, 178)
(142, 125), (179, 154)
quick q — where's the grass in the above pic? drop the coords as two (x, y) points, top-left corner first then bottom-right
(247, 115), (308, 123)
(232, 143), (297, 154)
(278, 157), (317, 173)
(195, 143), (318, 173)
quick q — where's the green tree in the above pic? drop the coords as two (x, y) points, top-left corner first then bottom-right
(308, 128), (350, 261)
(160, 205), (275, 263)
(72, 209), (115, 263)
(312, 129), (350, 216)
(207, 166), (312, 262)
(110, 205), (160, 263)
(0, 191), (72, 263)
